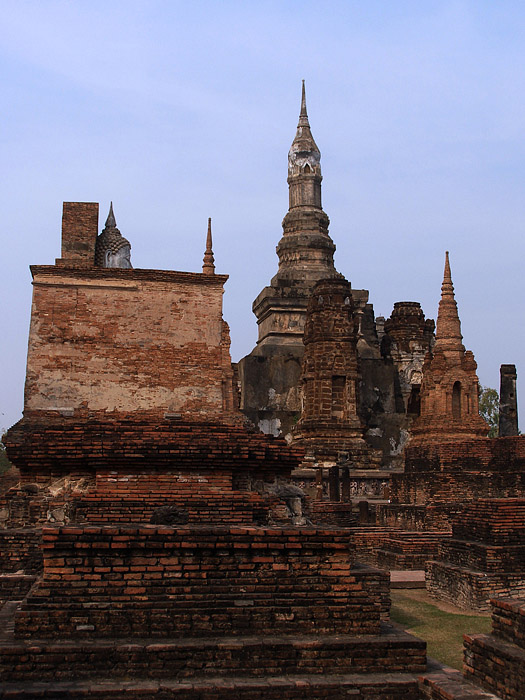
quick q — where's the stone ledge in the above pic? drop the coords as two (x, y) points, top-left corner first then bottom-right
(0, 672), (421, 699)
(419, 667), (501, 699)
(0, 629), (426, 681)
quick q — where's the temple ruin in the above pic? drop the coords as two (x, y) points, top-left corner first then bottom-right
(0, 84), (524, 699)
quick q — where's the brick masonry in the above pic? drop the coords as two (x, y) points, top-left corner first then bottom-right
(463, 597), (525, 700)
(378, 437), (525, 531)
(427, 499), (525, 611)
(15, 525), (389, 639)
(24, 265), (238, 424)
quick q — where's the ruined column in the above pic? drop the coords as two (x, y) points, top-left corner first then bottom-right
(499, 364), (519, 437)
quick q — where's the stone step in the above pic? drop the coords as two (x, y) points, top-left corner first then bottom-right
(0, 672), (422, 699)
(419, 668), (502, 699)
(0, 628), (426, 681)
(14, 602), (381, 639)
(464, 632), (525, 700)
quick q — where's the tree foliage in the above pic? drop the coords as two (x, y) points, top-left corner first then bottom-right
(479, 386), (499, 438)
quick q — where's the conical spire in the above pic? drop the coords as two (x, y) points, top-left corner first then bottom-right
(287, 81), (322, 210)
(298, 79), (309, 126)
(202, 217), (215, 275)
(434, 251), (464, 353)
(105, 201), (117, 229)
(289, 81), (320, 167)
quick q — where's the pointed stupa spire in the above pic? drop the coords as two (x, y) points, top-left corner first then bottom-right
(287, 81), (322, 209)
(434, 251), (464, 353)
(299, 79), (309, 126)
(202, 217), (215, 275)
(105, 201), (117, 229)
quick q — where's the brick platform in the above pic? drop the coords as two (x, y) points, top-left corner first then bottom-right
(0, 674), (422, 699)
(463, 597), (525, 700)
(419, 668), (501, 699)
(378, 437), (525, 531)
(15, 526), (388, 639)
(0, 523), (431, 699)
(426, 499), (525, 611)
(377, 532), (450, 571)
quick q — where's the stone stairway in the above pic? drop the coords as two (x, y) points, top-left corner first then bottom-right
(0, 524), (428, 699)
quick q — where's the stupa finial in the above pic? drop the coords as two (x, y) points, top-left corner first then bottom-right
(202, 217), (215, 275)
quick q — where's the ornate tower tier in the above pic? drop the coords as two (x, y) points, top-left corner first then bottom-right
(253, 81), (339, 350)
(292, 277), (378, 466)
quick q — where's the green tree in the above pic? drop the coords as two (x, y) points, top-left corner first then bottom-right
(479, 386), (499, 438)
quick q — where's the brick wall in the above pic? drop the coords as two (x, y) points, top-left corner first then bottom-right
(56, 202), (99, 267)
(15, 525), (387, 639)
(464, 597), (525, 700)
(308, 501), (357, 527)
(6, 420), (301, 479)
(404, 437), (525, 474)
(0, 529), (41, 573)
(24, 265), (238, 423)
(72, 492), (268, 525)
(426, 499), (525, 611)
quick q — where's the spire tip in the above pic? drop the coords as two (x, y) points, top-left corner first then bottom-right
(202, 217), (215, 275)
(105, 201), (116, 228)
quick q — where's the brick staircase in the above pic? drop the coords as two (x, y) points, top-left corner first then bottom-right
(0, 525), (427, 699)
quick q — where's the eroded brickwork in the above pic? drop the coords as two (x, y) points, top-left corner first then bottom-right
(24, 266), (238, 423)
(427, 499), (525, 611)
(293, 277), (379, 468)
(410, 253), (488, 446)
(378, 436), (525, 530)
(463, 597), (525, 700)
(55, 202), (99, 268)
(15, 525), (389, 639)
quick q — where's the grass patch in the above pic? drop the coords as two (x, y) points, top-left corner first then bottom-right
(390, 589), (492, 670)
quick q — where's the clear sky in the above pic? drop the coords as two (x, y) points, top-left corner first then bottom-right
(2, 1), (524, 431)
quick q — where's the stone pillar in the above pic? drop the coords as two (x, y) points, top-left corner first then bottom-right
(499, 364), (519, 437)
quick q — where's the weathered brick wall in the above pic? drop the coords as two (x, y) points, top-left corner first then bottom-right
(0, 573), (36, 606)
(426, 560), (525, 611)
(490, 597), (525, 648)
(464, 597), (525, 700)
(55, 202), (99, 268)
(72, 492), (268, 525)
(379, 437), (525, 531)
(404, 437), (525, 475)
(0, 529), (41, 573)
(6, 420), (301, 480)
(24, 265), (238, 423)
(377, 503), (455, 531)
(451, 499), (525, 544)
(426, 499), (525, 611)
(389, 471), (525, 508)
(2, 421), (303, 530)
(16, 525), (387, 639)
(0, 631), (426, 683)
(308, 501), (357, 527)
(376, 532), (449, 571)
(419, 669), (501, 699)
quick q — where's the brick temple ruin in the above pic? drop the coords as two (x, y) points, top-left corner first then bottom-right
(1, 84), (524, 699)
(238, 81), (435, 475)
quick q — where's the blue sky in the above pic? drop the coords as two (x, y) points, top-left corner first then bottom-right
(2, 1), (525, 430)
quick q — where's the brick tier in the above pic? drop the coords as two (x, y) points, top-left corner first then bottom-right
(427, 500), (525, 611)
(15, 525), (388, 639)
(464, 597), (525, 700)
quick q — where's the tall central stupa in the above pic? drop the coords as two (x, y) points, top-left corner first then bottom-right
(252, 81), (340, 350)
